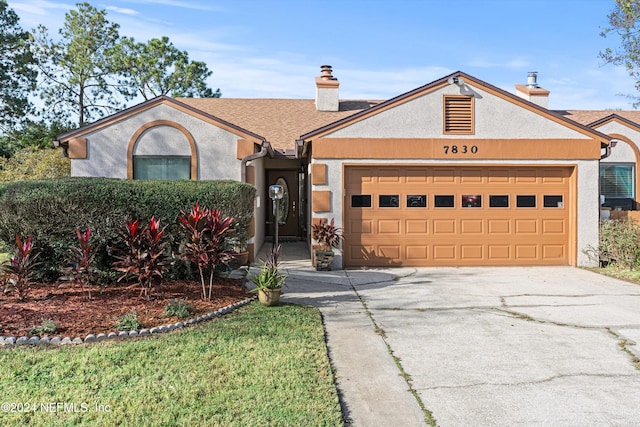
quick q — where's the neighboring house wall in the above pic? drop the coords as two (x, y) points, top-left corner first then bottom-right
(71, 104), (242, 181)
(593, 120), (640, 203)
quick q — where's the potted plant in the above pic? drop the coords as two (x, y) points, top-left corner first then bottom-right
(226, 236), (250, 270)
(312, 218), (342, 271)
(250, 245), (286, 306)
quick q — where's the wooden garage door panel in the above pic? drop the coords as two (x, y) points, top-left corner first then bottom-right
(406, 245), (428, 259)
(488, 169), (510, 182)
(433, 168), (456, 182)
(515, 220), (537, 234)
(379, 246), (401, 259)
(405, 168), (428, 182)
(344, 166), (571, 267)
(516, 245), (538, 259)
(433, 245), (456, 260)
(543, 245), (565, 259)
(378, 220), (401, 234)
(461, 168), (483, 183)
(406, 220), (428, 234)
(350, 219), (372, 234)
(433, 219), (456, 234)
(542, 169), (567, 182)
(489, 219), (510, 233)
(488, 245), (511, 260)
(349, 168), (374, 184)
(543, 219), (565, 234)
(461, 245), (483, 259)
(515, 169), (537, 182)
(461, 219), (483, 234)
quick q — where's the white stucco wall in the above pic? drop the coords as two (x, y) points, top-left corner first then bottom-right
(312, 158), (599, 268)
(133, 126), (191, 156)
(327, 84), (590, 140)
(71, 103), (242, 181)
(596, 121), (640, 164)
(604, 139), (636, 163)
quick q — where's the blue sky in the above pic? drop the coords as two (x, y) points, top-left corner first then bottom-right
(8, 0), (638, 110)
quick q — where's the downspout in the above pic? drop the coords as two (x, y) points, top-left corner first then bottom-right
(600, 140), (616, 160)
(241, 142), (270, 183)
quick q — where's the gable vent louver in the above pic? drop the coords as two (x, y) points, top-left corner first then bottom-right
(444, 95), (474, 134)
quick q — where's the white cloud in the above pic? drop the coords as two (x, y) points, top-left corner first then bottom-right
(112, 0), (222, 12)
(105, 6), (140, 16)
(9, 0), (73, 28)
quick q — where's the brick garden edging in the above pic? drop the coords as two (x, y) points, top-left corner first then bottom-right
(0, 297), (255, 348)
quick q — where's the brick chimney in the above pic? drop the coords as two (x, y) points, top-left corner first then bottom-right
(515, 72), (550, 109)
(315, 65), (339, 112)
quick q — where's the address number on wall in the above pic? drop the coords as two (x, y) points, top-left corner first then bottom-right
(443, 145), (478, 154)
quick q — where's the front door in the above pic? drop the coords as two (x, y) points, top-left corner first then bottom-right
(267, 170), (300, 238)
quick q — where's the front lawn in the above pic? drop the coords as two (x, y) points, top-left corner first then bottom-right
(0, 302), (344, 426)
(587, 265), (640, 285)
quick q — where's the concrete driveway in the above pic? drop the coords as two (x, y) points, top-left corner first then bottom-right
(280, 264), (640, 427)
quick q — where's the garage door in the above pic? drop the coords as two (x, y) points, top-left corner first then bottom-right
(344, 166), (573, 267)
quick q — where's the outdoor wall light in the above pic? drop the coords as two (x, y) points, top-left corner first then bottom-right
(448, 76), (464, 86)
(269, 184), (284, 201)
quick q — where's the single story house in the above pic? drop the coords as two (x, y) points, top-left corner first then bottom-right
(57, 66), (640, 268)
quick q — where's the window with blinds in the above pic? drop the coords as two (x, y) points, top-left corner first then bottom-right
(134, 156), (191, 180)
(443, 95), (474, 134)
(600, 164), (634, 198)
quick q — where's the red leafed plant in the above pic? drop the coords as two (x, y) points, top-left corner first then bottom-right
(65, 228), (98, 299)
(112, 217), (174, 300)
(178, 203), (235, 300)
(312, 218), (343, 250)
(2, 234), (40, 301)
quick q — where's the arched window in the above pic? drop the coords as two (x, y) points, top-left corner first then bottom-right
(127, 120), (198, 180)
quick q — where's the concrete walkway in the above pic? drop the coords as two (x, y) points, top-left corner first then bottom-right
(254, 243), (640, 426)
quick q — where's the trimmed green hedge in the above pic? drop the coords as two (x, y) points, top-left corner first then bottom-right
(0, 178), (255, 281)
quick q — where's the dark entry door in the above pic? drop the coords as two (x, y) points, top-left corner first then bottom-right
(267, 170), (300, 238)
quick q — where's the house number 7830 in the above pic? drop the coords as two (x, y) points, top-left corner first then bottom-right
(443, 145), (478, 154)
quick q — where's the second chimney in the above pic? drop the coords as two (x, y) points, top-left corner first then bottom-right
(515, 72), (550, 109)
(315, 65), (339, 112)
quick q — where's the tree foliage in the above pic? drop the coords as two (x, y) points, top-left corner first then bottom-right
(600, 0), (640, 106)
(0, 147), (71, 182)
(31, 2), (131, 127)
(0, 0), (37, 134)
(0, 120), (72, 158)
(116, 36), (221, 100)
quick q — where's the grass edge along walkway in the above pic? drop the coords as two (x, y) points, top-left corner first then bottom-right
(0, 302), (344, 427)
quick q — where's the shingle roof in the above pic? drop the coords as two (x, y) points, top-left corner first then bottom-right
(555, 110), (640, 126)
(176, 98), (379, 152)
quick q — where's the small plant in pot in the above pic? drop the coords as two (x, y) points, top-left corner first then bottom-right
(312, 218), (342, 271)
(250, 245), (286, 306)
(226, 236), (250, 270)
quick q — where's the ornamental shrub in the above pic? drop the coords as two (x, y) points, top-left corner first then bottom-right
(0, 147), (70, 182)
(0, 178), (255, 282)
(584, 218), (640, 270)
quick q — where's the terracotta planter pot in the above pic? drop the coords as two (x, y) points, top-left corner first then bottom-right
(229, 251), (250, 269)
(258, 288), (282, 306)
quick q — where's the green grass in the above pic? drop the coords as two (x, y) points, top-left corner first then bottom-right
(0, 303), (343, 426)
(586, 265), (640, 285)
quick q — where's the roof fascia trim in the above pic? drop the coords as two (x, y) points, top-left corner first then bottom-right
(57, 95), (266, 145)
(301, 71), (612, 146)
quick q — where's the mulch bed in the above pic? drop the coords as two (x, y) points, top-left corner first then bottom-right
(0, 278), (252, 339)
